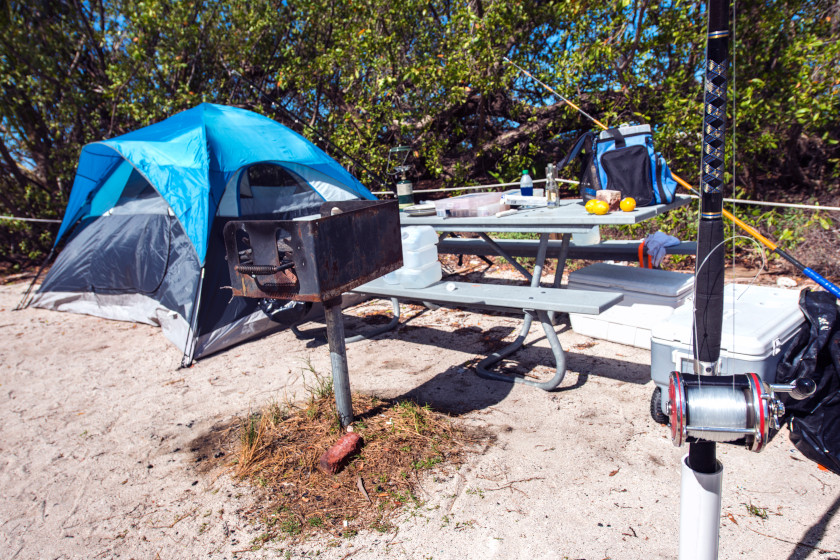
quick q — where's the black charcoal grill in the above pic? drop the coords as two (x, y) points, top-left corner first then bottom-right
(223, 200), (402, 425)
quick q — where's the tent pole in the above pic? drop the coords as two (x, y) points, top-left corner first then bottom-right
(14, 248), (55, 311)
(180, 266), (205, 368)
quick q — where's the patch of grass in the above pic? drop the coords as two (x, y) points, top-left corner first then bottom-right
(396, 400), (431, 434)
(236, 413), (270, 477)
(370, 517), (393, 533)
(411, 456), (443, 470)
(227, 371), (493, 543)
(466, 487), (485, 499)
(302, 359), (334, 400)
(280, 516), (302, 536)
(455, 519), (476, 531)
(265, 400), (290, 425)
(390, 489), (421, 507)
(744, 502), (769, 519)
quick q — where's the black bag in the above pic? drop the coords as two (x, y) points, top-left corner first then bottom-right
(776, 289), (840, 474)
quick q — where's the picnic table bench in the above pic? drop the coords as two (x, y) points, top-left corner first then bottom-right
(437, 237), (696, 262)
(351, 278), (622, 390)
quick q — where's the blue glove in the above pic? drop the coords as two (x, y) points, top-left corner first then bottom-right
(644, 231), (680, 267)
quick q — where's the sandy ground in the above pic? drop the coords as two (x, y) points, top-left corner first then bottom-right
(1, 269), (839, 560)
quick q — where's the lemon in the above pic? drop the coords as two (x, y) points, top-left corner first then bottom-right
(586, 199), (610, 215)
(585, 199), (609, 214)
(620, 197), (637, 212)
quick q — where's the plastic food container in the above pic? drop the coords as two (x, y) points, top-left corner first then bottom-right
(393, 225), (441, 289)
(401, 225), (439, 250)
(571, 226), (601, 246)
(402, 244), (438, 269)
(433, 192), (506, 218)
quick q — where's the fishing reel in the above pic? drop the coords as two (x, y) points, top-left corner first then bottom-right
(668, 372), (816, 452)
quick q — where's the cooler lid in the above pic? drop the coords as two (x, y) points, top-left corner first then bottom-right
(650, 284), (805, 357)
(567, 263), (694, 297)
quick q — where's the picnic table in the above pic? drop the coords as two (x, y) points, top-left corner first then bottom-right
(352, 195), (692, 390)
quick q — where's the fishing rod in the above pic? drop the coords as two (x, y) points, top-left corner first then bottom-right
(226, 67), (392, 191)
(668, 6), (812, 556)
(503, 57), (840, 298)
(671, 4), (731, 557)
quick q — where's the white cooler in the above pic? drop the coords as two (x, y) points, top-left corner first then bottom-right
(650, 283), (806, 416)
(567, 263), (695, 349)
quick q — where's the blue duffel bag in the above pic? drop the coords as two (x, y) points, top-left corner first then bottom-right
(557, 123), (678, 206)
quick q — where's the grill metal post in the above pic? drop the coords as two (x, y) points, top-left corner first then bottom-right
(323, 298), (353, 426)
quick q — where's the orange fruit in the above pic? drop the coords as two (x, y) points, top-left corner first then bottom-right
(620, 197), (637, 212)
(584, 199), (599, 213)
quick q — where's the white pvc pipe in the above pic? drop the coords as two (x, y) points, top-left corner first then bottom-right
(679, 454), (724, 560)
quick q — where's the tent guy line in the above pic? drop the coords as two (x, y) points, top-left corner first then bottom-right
(0, 215), (61, 223)
(371, 183), (840, 212)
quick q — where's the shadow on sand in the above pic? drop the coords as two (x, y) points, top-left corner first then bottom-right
(786, 492), (840, 560)
(294, 307), (651, 416)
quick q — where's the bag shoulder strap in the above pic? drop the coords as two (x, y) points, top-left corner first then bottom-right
(654, 155), (668, 204)
(603, 128), (626, 149)
(556, 131), (596, 172)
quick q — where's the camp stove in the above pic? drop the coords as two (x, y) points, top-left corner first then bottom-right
(223, 200), (402, 426)
(667, 372), (815, 452)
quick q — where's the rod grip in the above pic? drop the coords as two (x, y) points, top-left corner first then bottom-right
(694, 219), (725, 364)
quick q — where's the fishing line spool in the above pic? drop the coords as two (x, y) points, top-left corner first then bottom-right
(668, 372), (816, 452)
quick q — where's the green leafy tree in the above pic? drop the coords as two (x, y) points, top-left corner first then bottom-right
(0, 0), (837, 270)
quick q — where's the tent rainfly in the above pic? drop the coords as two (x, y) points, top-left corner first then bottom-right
(30, 103), (375, 364)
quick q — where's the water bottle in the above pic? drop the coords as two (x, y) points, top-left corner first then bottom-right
(519, 169), (533, 197)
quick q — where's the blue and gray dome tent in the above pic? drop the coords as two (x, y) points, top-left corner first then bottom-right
(31, 103), (375, 364)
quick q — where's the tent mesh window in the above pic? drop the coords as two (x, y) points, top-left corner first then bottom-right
(219, 163), (323, 219)
(195, 163), (325, 357)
